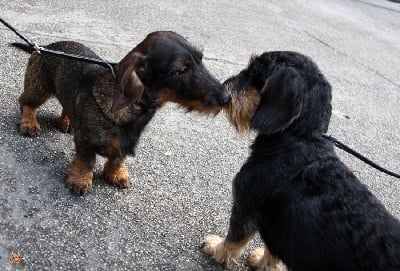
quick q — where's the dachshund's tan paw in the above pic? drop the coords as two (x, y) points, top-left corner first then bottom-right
(103, 160), (130, 188)
(20, 106), (41, 137)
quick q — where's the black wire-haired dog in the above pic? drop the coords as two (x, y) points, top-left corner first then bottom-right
(14, 31), (231, 195)
(203, 51), (400, 270)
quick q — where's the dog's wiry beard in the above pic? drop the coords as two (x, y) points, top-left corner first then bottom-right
(224, 88), (261, 134)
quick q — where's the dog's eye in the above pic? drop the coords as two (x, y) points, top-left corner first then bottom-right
(172, 66), (188, 76)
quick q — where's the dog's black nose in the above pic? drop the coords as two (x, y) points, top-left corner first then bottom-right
(218, 92), (232, 105)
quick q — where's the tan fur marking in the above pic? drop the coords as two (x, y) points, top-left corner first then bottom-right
(103, 160), (130, 188)
(203, 234), (253, 265)
(248, 246), (283, 271)
(59, 110), (71, 133)
(65, 155), (93, 195)
(19, 106), (41, 137)
(158, 89), (221, 116)
(224, 88), (261, 134)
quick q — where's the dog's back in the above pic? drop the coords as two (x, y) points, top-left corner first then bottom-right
(16, 41), (102, 128)
(250, 135), (400, 271)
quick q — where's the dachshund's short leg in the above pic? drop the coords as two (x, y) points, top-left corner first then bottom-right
(103, 158), (130, 188)
(59, 109), (71, 133)
(19, 89), (51, 137)
(19, 106), (42, 137)
(248, 246), (283, 271)
(203, 202), (256, 265)
(19, 54), (53, 137)
(65, 153), (96, 195)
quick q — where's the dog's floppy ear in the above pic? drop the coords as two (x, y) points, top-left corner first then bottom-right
(251, 67), (304, 134)
(112, 55), (146, 112)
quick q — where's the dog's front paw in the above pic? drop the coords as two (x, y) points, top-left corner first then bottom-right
(65, 170), (93, 195)
(103, 160), (130, 188)
(203, 234), (237, 265)
(20, 119), (41, 137)
(248, 247), (283, 271)
(20, 123), (41, 137)
(106, 175), (130, 188)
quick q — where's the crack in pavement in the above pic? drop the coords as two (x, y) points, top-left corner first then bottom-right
(203, 56), (245, 67)
(260, 4), (400, 89)
(302, 30), (400, 89)
(353, 0), (400, 13)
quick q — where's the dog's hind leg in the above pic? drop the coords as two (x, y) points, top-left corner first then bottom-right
(248, 246), (283, 271)
(19, 53), (53, 137)
(19, 88), (52, 136)
(103, 158), (130, 188)
(59, 109), (71, 133)
(203, 202), (256, 265)
(19, 106), (43, 137)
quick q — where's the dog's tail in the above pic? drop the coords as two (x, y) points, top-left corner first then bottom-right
(10, 42), (34, 54)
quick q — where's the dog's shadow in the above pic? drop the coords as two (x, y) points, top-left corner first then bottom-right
(4, 110), (115, 196)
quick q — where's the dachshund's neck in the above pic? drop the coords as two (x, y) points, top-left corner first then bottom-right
(92, 70), (160, 125)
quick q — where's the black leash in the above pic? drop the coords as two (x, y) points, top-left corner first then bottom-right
(1, 18), (399, 179)
(0, 17), (117, 78)
(323, 134), (400, 179)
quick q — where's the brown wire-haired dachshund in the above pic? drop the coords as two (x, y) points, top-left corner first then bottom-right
(202, 51), (400, 270)
(13, 31), (231, 195)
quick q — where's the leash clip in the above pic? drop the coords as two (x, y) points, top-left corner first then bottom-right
(32, 42), (42, 54)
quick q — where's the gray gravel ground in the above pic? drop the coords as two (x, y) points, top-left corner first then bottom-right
(0, 0), (399, 270)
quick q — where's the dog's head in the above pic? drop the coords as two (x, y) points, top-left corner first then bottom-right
(112, 31), (230, 115)
(224, 52), (332, 135)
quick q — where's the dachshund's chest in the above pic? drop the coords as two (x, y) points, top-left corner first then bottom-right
(91, 126), (141, 157)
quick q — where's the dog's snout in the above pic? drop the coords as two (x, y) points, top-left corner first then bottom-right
(218, 91), (232, 106)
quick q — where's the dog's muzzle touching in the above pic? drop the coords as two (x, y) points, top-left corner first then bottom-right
(216, 89), (232, 106)
(223, 78), (261, 134)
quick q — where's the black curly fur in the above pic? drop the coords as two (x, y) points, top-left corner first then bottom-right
(220, 51), (400, 271)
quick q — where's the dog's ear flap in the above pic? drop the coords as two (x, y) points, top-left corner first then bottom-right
(112, 55), (146, 112)
(251, 67), (304, 134)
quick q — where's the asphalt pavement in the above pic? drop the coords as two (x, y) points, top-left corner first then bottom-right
(1, 0), (399, 270)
